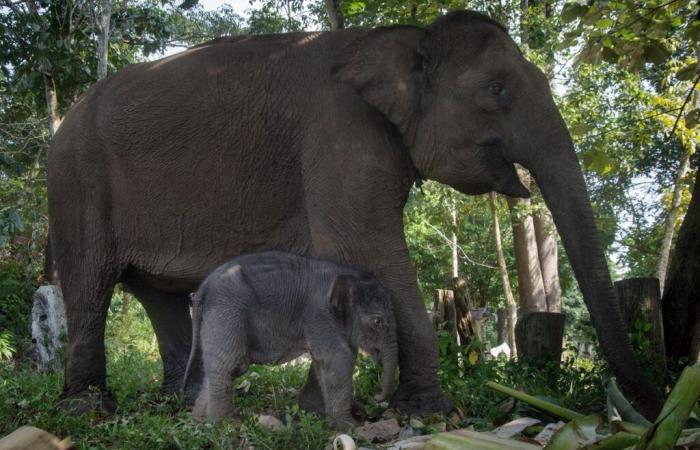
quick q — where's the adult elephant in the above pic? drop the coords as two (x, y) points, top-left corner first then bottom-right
(48, 10), (661, 417)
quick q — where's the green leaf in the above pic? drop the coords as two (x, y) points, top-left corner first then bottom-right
(582, 8), (603, 26)
(561, 3), (589, 23)
(685, 109), (700, 129)
(643, 40), (671, 65)
(676, 63), (698, 81)
(569, 123), (594, 136)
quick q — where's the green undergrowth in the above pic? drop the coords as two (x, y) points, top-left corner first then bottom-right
(0, 300), (607, 449)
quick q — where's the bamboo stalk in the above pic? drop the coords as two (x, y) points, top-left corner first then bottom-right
(585, 432), (639, 450)
(606, 378), (652, 426)
(486, 381), (584, 421)
(427, 430), (540, 450)
(633, 364), (700, 450)
(611, 421), (647, 436)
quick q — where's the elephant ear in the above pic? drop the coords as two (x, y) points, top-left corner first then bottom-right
(329, 274), (356, 324)
(331, 26), (427, 140)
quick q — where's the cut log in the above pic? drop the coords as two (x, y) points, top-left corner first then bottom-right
(614, 278), (666, 383)
(515, 311), (566, 365)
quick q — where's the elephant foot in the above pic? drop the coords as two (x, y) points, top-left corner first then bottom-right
(179, 380), (202, 407)
(390, 382), (453, 415)
(56, 389), (117, 415)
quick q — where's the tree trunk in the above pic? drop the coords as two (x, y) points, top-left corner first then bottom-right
(496, 308), (507, 345)
(507, 170), (547, 313)
(662, 168), (700, 366)
(22, 0), (61, 136)
(43, 73), (61, 136)
(324, 0), (344, 30)
(657, 147), (692, 294)
(453, 277), (473, 344)
(450, 201), (459, 279)
(533, 207), (561, 312)
(614, 278), (666, 384)
(489, 192), (517, 356)
(96, 0), (112, 80)
(515, 311), (566, 365)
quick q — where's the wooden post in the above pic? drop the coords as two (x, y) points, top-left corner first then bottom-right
(515, 312), (566, 365)
(614, 278), (666, 383)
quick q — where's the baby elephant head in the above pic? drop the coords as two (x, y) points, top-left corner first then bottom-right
(330, 273), (398, 402)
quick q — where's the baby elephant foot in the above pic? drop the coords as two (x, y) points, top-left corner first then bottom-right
(332, 415), (359, 432)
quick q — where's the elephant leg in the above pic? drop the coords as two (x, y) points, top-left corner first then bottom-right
(364, 244), (454, 415)
(55, 244), (119, 413)
(127, 284), (198, 398)
(300, 362), (366, 419)
(198, 319), (248, 421)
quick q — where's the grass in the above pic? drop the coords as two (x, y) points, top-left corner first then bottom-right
(0, 299), (608, 449)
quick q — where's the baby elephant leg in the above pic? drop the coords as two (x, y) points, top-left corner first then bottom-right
(314, 350), (357, 431)
(193, 308), (249, 421)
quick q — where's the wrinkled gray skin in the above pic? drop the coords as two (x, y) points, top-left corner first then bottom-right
(181, 251), (397, 431)
(48, 10), (660, 417)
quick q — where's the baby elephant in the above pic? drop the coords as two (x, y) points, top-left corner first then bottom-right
(181, 251), (398, 430)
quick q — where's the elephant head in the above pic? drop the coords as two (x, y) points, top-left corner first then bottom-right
(332, 11), (661, 417)
(330, 274), (398, 402)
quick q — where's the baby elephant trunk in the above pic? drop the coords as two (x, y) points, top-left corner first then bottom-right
(375, 338), (398, 402)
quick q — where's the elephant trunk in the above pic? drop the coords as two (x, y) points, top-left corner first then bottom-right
(375, 338), (398, 402)
(523, 128), (662, 419)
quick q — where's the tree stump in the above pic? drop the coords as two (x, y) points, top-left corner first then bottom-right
(614, 278), (666, 382)
(31, 285), (66, 372)
(433, 289), (457, 342)
(452, 277), (474, 344)
(515, 312), (566, 365)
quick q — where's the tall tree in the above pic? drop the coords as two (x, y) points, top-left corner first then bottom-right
(324, 0), (343, 30)
(95, 0), (112, 80)
(490, 192), (517, 355)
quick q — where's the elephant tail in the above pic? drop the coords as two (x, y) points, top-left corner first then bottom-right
(181, 289), (204, 398)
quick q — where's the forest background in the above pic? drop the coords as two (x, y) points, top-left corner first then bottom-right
(0, 0), (698, 448)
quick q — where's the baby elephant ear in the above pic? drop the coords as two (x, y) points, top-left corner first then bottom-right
(330, 274), (356, 322)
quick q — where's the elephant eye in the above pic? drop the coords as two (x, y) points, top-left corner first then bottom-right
(489, 82), (511, 111)
(373, 318), (383, 326)
(488, 82), (504, 95)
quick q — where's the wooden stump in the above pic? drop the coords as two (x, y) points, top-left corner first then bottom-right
(433, 289), (457, 342)
(515, 312), (566, 365)
(452, 277), (474, 344)
(614, 278), (666, 382)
